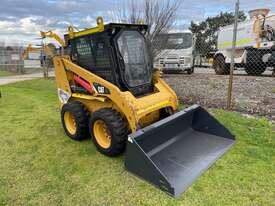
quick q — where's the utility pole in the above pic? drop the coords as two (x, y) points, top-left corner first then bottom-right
(227, 0), (239, 110)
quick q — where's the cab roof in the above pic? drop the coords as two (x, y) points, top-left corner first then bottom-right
(66, 22), (148, 40)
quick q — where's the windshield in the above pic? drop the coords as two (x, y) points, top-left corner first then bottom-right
(117, 30), (151, 87)
(158, 33), (192, 50)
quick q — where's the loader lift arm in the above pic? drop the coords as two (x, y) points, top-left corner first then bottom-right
(40, 31), (66, 47)
(22, 44), (54, 59)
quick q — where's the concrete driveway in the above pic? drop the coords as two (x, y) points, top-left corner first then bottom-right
(0, 71), (55, 85)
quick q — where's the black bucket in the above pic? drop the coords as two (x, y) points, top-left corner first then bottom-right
(125, 105), (235, 197)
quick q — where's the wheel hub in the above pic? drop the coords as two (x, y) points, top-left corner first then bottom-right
(64, 111), (77, 135)
(93, 120), (111, 149)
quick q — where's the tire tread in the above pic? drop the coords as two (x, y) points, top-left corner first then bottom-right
(90, 108), (128, 156)
(61, 101), (89, 141)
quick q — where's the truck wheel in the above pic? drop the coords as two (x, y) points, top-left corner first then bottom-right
(187, 67), (194, 75)
(89, 108), (128, 157)
(245, 49), (267, 75)
(213, 55), (230, 75)
(245, 64), (266, 76)
(61, 101), (89, 141)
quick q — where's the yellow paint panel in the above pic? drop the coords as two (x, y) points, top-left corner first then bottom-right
(218, 39), (255, 49)
(68, 16), (105, 39)
(71, 93), (106, 102)
(70, 27), (104, 38)
(55, 57), (178, 133)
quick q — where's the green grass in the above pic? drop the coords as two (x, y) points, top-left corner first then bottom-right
(0, 79), (274, 206)
(0, 70), (16, 77)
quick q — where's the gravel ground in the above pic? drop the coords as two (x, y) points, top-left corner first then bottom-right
(1, 67), (274, 120)
(163, 68), (275, 120)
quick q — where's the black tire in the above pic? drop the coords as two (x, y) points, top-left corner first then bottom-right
(213, 55), (230, 75)
(245, 64), (266, 76)
(187, 67), (194, 74)
(61, 101), (89, 141)
(245, 49), (266, 76)
(89, 108), (128, 157)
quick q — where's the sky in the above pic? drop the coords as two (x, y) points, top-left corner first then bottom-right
(0, 0), (275, 46)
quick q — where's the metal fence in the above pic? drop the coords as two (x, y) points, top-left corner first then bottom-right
(0, 41), (53, 77)
(0, 42), (25, 74)
(156, 1), (275, 120)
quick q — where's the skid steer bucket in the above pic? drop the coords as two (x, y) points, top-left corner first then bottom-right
(125, 105), (235, 197)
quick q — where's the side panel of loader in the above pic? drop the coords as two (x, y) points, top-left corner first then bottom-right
(125, 105), (235, 197)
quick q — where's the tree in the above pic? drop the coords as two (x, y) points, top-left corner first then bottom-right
(110, 0), (181, 60)
(189, 11), (247, 56)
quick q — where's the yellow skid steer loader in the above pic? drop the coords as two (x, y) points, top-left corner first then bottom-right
(40, 17), (235, 197)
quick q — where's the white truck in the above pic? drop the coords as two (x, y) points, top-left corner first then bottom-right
(155, 32), (194, 74)
(213, 9), (275, 76)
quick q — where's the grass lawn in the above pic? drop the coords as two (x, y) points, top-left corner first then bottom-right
(0, 70), (16, 77)
(0, 79), (274, 206)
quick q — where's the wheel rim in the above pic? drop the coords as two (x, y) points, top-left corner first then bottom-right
(93, 120), (111, 149)
(64, 111), (77, 135)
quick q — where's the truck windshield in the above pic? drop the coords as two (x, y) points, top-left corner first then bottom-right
(158, 33), (192, 50)
(117, 30), (151, 87)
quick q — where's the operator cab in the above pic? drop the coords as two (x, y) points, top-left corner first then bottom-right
(67, 23), (153, 96)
